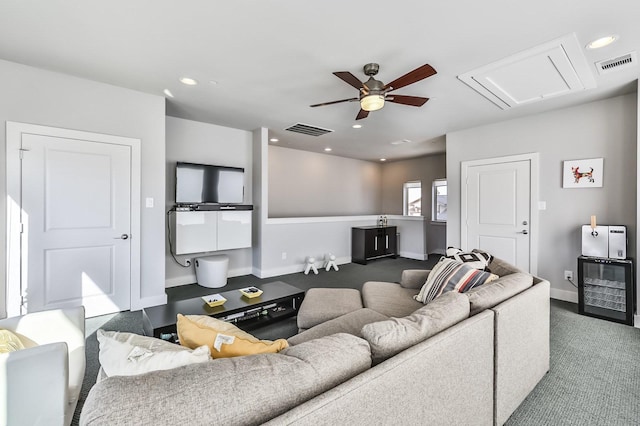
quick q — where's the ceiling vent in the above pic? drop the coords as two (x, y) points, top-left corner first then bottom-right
(284, 123), (334, 137)
(458, 33), (596, 109)
(595, 52), (637, 75)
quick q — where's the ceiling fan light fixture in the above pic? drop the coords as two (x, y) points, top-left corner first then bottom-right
(361, 94), (385, 111)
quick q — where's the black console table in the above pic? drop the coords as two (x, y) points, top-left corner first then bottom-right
(351, 226), (397, 264)
(142, 281), (304, 338)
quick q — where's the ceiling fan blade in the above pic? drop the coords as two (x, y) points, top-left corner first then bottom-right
(310, 97), (358, 107)
(333, 71), (364, 89)
(356, 109), (369, 120)
(386, 95), (429, 107)
(384, 64), (437, 91)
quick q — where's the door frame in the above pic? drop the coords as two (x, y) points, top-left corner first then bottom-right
(5, 122), (141, 317)
(460, 153), (539, 275)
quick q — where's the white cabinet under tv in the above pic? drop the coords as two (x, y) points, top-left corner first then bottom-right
(173, 207), (252, 255)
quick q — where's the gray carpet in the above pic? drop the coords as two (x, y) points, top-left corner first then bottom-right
(506, 299), (640, 426)
(72, 256), (640, 425)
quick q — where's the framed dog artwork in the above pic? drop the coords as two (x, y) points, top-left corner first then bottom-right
(562, 158), (603, 188)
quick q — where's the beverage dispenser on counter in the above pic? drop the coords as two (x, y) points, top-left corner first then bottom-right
(581, 215), (627, 259)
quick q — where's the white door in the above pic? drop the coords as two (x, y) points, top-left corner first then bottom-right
(20, 133), (132, 317)
(462, 155), (537, 272)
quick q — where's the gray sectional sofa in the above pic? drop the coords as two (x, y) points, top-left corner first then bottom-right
(81, 256), (550, 426)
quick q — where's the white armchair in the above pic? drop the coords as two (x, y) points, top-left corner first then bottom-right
(0, 306), (85, 426)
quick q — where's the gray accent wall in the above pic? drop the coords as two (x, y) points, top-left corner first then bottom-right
(0, 59), (166, 317)
(447, 93), (637, 302)
(165, 116), (254, 287)
(381, 151), (447, 254)
(268, 146), (382, 217)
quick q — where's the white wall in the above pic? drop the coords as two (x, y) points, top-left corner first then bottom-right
(165, 116), (253, 287)
(0, 59), (167, 317)
(255, 139), (439, 276)
(268, 146), (382, 217)
(387, 216), (428, 260)
(381, 152), (447, 254)
(447, 93), (637, 303)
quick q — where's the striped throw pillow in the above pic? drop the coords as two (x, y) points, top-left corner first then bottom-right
(414, 257), (499, 304)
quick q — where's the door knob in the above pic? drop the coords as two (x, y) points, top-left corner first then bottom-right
(519, 230), (528, 235)
(114, 234), (129, 240)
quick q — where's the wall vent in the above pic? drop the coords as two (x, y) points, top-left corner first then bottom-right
(595, 52), (637, 75)
(284, 123), (334, 137)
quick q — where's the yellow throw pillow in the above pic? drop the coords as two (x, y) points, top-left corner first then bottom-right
(176, 314), (288, 359)
(0, 329), (25, 354)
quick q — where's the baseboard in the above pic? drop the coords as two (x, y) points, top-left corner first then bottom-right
(634, 315), (640, 329)
(399, 251), (428, 261)
(254, 256), (351, 279)
(429, 249), (446, 255)
(550, 288), (578, 304)
(165, 267), (254, 288)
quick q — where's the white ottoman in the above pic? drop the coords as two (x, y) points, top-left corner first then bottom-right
(195, 255), (229, 288)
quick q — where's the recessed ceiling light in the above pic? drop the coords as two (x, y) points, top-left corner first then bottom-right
(324, 148), (332, 152)
(586, 35), (618, 49)
(352, 124), (362, 129)
(179, 77), (198, 85)
(269, 138), (279, 142)
(390, 139), (412, 145)
(380, 158), (386, 162)
(163, 89), (174, 98)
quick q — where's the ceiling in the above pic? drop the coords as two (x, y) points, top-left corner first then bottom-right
(1, 0), (638, 162)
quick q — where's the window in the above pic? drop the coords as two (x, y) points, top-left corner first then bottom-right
(403, 181), (422, 216)
(432, 179), (447, 222)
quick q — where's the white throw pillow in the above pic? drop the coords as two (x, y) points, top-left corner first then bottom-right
(97, 329), (211, 377)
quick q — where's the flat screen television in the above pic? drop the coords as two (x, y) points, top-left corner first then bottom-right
(176, 162), (244, 204)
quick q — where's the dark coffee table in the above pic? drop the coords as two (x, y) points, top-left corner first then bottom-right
(142, 281), (305, 338)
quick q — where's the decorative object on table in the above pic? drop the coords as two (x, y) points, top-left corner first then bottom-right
(562, 158), (603, 188)
(201, 293), (227, 307)
(238, 286), (263, 298)
(324, 253), (339, 272)
(304, 256), (319, 275)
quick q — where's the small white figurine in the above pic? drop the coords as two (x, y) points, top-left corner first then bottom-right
(304, 256), (318, 275)
(324, 253), (339, 272)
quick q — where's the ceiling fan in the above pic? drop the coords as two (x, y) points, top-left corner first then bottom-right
(310, 63), (437, 120)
